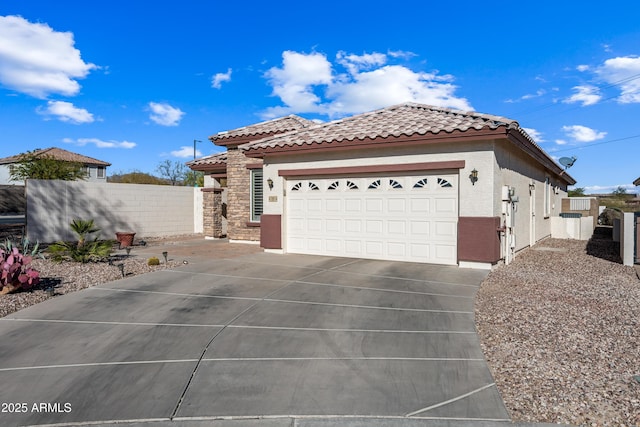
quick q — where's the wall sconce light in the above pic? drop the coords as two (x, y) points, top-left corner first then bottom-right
(469, 169), (478, 185)
(529, 183), (536, 192)
(267, 178), (274, 190)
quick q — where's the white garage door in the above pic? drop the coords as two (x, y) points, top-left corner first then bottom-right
(286, 173), (459, 265)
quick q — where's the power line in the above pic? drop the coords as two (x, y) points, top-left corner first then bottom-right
(514, 72), (640, 118)
(552, 133), (640, 153)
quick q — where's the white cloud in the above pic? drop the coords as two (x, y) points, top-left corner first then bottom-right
(64, 137), (136, 149)
(555, 139), (568, 145)
(0, 15), (96, 98)
(584, 184), (634, 194)
(148, 102), (185, 126)
(576, 64), (590, 72)
(171, 146), (202, 158)
(387, 50), (417, 60)
(564, 85), (602, 106)
(212, 68), (232, 89)
(336, 51), (387, 75)
(561, 125), (607, 142)
(522, 127), (544, 142)
(596, 55), (640, 103)
(264, 51), (333, 116)
(37, 100), (94, 124)
(262, 50), (471, 119)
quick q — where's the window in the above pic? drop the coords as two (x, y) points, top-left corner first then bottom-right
(368, 179), (381, 189)
(291, 182), (302, 191)
(309, 182), (319, 190)
(346, 180), (358, 190)
(328, 181), (340, 190)
(413, 178), (429, 188)
(97, 167), (105, 179)
(250, 169), (263, 222)
(84, 167), (91, 178)
(544, 177), (551, 217)
(437, 178), (452, 188)
(389, 179), (402, 189)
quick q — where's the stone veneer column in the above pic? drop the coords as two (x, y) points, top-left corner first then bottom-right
(202, 188), (223, 238)
(226, 147), (262, 241)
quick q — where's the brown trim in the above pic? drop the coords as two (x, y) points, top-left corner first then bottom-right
(260, 214), (282, 249)
(190, 165), (226, 173)
(245, 163), (263, 170)
(278, 161), (465, 177)
(246, 221), (261, 227)
(201, 187), (223, 193)
(208, 173), (227, 178)
(457, 217), (501, 264)
(244, 128), (506, 158)
(211, 131), (283, 147)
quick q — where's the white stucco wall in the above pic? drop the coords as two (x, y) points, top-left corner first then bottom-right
(0, 165), (18, 185)
(262, 141), (499, 218)
(493, 141), (568, 252)
(26, 179), (199, 242)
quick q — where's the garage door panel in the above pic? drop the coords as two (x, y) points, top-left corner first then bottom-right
(366, 220), (383, 234)
(286, 174), (458, 265)
(410, 220), (430, 235)
(326, 219), (341, 233)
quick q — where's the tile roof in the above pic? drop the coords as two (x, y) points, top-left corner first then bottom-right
(0, 147), (110, 166)
(186, 152), (228, 170)
(242, 103), (522, 151)
(210, 115), (315, 142)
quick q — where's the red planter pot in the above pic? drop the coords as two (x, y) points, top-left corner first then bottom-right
(115, 232), (136, 248)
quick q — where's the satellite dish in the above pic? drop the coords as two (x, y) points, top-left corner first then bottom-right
(559, 156), (577, 168)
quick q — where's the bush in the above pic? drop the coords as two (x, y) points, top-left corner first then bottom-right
(0, 243), (40, 295)
(147, 257), (160, 266)
(598, 208), (623, 226)
(48, 219), (114, 263)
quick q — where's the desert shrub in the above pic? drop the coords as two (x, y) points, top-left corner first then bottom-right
(598, 207), (623, 226)
(48, 219), (114, 263)
(147, 257), (160, 266)
(0, 243), (40, 295)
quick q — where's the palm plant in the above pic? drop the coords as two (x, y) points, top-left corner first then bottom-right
(48, 219), (114, 263)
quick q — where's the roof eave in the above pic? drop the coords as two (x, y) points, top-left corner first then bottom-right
(506, 129), (576, 185)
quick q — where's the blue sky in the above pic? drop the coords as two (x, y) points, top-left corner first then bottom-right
(1, 1), (639, 193)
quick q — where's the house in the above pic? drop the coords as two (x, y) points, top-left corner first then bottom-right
(189, 103), (575, 269)
(0, 147), (111, 185)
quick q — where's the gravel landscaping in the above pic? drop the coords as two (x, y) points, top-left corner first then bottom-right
(476, 227), (640, 426)
(0, 238), (181, 318)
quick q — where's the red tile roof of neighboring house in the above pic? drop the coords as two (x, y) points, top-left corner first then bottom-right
(0, 147), (111, 166)
(210, 115), (315, 146)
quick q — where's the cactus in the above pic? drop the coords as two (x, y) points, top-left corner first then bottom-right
(0, 245), (40, 295)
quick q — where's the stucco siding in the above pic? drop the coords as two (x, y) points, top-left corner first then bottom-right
(263, 141), (498, 218)
(493, 141), (568, 252)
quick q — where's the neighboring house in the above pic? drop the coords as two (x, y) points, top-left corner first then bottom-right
(634, 177), (640, 187)
(0, 147), (111, 185)
(189, 103), (575, 269)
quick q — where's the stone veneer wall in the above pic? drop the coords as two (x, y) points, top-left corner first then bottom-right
(202, 188), (223, 238)
(226, 148), (261, 241)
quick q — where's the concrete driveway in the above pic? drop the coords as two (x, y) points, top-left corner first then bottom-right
(0, 245), (510, 426)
